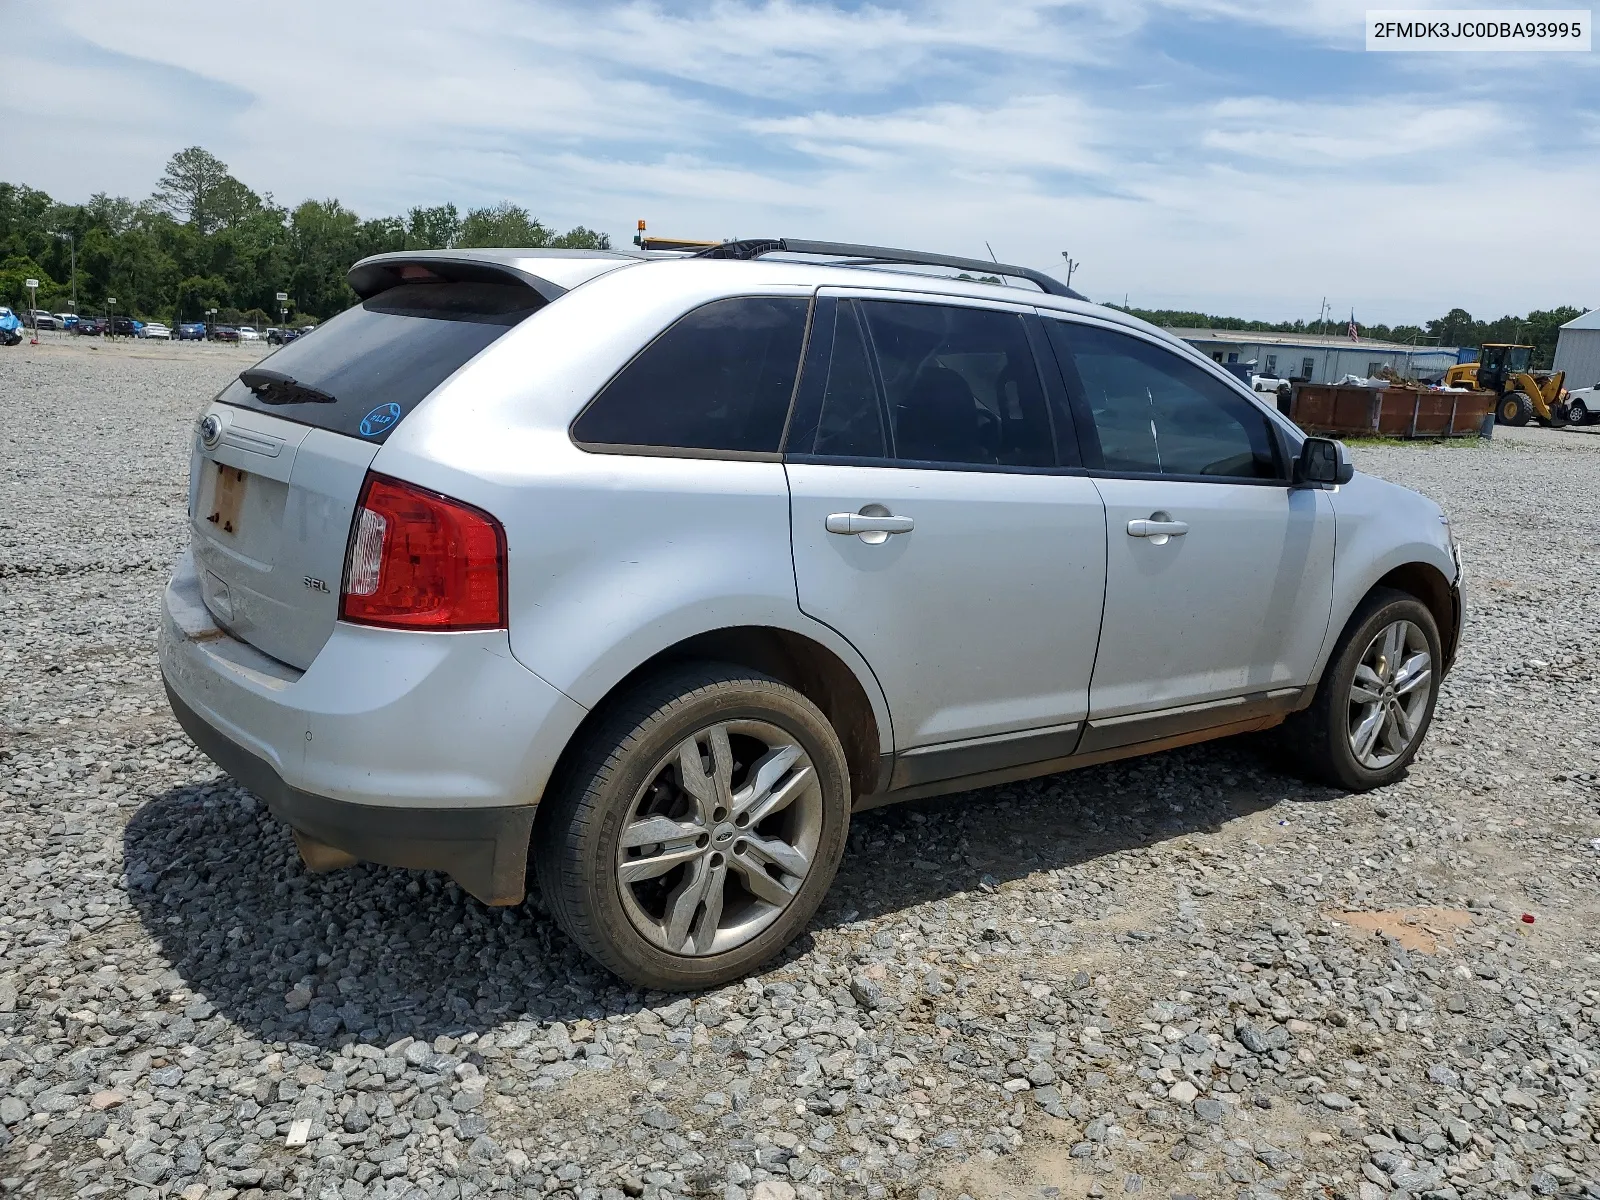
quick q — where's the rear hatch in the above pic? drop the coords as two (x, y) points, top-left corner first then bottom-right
(189, 270), (547, 669)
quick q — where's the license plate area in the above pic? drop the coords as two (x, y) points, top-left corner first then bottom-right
(201, 460), (249, 538)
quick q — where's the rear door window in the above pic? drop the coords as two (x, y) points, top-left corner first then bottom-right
(572, 296), (810, 455)
(219, 281), (543, 443)
(787, 299), (1059, 469)
(860, 301), (1055, 468)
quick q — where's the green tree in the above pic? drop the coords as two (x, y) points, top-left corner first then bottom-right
(549, 225), (612, 250)
(153, 148), (238, 234)
(406, 203), (462, 250)
(0, 255), (56, 311)
(458, 202), (553, 248)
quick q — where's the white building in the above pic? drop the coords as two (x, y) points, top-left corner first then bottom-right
(1552, 309), (1600, 391)
(1168, 329), (1462, 384)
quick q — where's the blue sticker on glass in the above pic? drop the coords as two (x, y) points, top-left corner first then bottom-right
(360, 402), (402, 438)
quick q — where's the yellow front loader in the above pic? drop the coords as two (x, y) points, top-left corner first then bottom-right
(1444, 344), (1570, 427)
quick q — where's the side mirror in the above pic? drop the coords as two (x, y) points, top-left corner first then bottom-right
(1293, 436), (1354, 487)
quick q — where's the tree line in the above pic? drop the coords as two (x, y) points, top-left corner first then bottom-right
(1, 147), (1587, 360)
(0, 147), (610, 326)
(1108, 303), (1586, 369)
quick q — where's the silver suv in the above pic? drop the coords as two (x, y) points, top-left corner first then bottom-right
(160, 240), (1462, 990)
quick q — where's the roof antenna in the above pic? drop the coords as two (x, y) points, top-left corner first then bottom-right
(985, 241), (999, 263)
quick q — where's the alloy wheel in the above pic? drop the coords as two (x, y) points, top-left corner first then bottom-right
(615, 719), (823, 956)
(1347, 620), (1433, 770)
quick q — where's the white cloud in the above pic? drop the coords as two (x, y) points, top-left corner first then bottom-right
(1200, 96), (1513, 164)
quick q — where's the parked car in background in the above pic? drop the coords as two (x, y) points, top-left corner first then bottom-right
(1252, 373), (1289, 395)
(177, 322), (207, 341)
(55, 313), (78, 329)
(142, 322), (173, 340)
(0, 307), (23, 346)
(266, 327), (300, 345)
(210, 325), (240, 343)
(237, 326), (261, 342)
(161, 243), (1463, 989)
(1565, 382), (1600, 425)
(28, 310), (60, 330)
(108, 316), (139, 337)
(73, 316), (105, 336)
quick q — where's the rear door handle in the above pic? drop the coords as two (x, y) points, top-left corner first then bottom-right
(1126, 519), (1188, 538)
(826, 512), (914, 536)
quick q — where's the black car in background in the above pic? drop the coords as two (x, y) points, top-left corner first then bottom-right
(73, 317), (106, 336)
(266, 327), (300, 345)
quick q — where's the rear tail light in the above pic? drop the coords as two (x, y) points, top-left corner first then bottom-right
(339, 473), (506, 631)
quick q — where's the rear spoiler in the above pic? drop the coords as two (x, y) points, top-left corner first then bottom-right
(347, 254), (569, 304)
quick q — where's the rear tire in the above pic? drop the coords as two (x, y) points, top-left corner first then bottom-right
(1498, 392), (1533, 426)
(533, 663), (851, 991)
(1277, 588), (1441, 791)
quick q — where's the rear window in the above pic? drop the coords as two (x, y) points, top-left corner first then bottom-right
(218, 281), (542, 442)
(571, 296), (810, 455)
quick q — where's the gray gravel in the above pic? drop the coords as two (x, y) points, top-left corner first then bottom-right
(2, 339), (1598, 1200)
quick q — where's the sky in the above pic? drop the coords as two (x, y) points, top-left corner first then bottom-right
(3, 0), (1596, 324)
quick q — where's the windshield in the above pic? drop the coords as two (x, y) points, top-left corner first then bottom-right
(218, 280), (545, 443)
(1506, 346), (1532, 371)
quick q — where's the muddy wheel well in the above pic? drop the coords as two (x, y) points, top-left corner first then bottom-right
(569, 627), (883, 798)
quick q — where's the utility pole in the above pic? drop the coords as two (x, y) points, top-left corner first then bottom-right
(55, 232), (76, 311)
(1059, 251), (1079, 290)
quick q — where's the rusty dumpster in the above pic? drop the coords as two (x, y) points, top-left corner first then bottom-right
(1287, 384), (1495, 439)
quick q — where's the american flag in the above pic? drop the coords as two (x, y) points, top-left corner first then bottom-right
(1347, 313), (1359, 340)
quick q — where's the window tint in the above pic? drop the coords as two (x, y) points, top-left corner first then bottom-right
(219, 281), (543, 443)
(859, 301), (1053, 468)
(814, 303), (886, 458)
(573, 296), (808, 453)
(1048, 322), (1280, 479)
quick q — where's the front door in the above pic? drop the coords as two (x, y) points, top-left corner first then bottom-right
(785, 295), (1108, 773)
(1041, 317), (1335, 750)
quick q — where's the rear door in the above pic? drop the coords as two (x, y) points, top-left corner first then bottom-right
(785, 293), (1107, 775)
(191, 277), (545, 669)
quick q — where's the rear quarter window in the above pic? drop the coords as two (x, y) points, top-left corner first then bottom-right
(219, 281), (542, 442)
(572, 296), (810, 455)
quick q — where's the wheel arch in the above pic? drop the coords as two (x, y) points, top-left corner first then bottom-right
(546, 625), (889, 803)
(1304, 557), (1459, 708)
(1372, 561), (1458, 669)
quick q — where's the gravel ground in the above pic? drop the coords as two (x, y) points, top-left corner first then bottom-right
(2, 339), (1598, 1200)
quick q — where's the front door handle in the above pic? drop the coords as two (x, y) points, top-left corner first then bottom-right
(1127, 512), (1188, 546)
(826, 512), (915, 536)
(1126, 519), (1188, 538)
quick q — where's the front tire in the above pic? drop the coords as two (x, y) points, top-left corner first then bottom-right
(533, 663), (851, 990)
(1278, 588), (1441, 791)
(1498, 392), (1533, 426)
(1568, 397), (1591, 424)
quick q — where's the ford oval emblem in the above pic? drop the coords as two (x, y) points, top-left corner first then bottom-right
(199, 414), (222, 448)
(359, 402), (402, 438)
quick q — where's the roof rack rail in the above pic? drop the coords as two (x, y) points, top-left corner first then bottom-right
(639, 237), (724, 252)
(691, 238), (1086, 301)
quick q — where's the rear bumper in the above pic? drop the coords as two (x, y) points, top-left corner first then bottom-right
(166, 683), (534, 904)
(159, 549), (589, 903)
